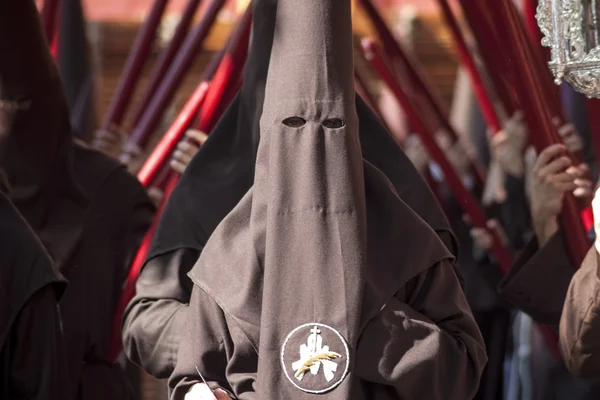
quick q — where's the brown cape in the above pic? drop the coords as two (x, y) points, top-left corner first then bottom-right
(498, 232), (575, 327)
(169, 0), (486, 398)
(0, 1), (155, 398)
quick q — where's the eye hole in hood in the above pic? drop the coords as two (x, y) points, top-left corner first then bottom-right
(322, 118), (345, 129)
(282, 116), (307, 128)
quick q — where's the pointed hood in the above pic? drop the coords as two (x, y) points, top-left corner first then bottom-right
(189, 0), (453, 398)
(147, 0), (456, 267)
(252, 0), (365, 394)
(0, 0), (78, 225)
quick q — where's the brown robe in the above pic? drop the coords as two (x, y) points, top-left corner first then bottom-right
(560, 247), (600, 378)
(169, 0), (485, 398)
(498, 232), (575, 327)
(0, 192), (71, 400)
(0, 2), (155, 398)
(123, 0), (458, 380)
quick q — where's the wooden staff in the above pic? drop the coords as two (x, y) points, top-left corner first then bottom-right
(121, 0), (228, 163)
(356, 0), (486, 187)
(488, 0), (589, 263)
(363, 38), (514, 273)
(128, 0), (203, 129)
(99, 0), (170, 136)
(436, 0), (501, 134)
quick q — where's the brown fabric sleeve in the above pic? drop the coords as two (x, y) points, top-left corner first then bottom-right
(9, 286), (72, 400)
(169, 286), (256, 400)
(559, 247), (600, 378)
(122, 248), (199, 379)
(498, 232), (576, 326)
(353, 260), (487, 400)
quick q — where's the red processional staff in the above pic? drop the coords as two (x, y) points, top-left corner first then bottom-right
(362, 38), (514, 273)
(456, 0), (518, 117)
(126, 0), (204, 129)
(98, 0), (170, 141)
(435, 0), (502, 135)
(485, 0), (589, 263)
(106, 8), (252, 362)
(40, 0), (60, 44)
(356, 0), (486, 189)
(121, 0), (228, 163)
(459, 0), (593, 232)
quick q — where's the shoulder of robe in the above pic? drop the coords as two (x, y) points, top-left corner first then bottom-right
(0, 192), (66, 347)
(360, 160), (455, 326)
(72, 140), (153, 209)
(71, 140), (126, 197)
(189, 161), (455, 343)
(355, 95), (459, 258)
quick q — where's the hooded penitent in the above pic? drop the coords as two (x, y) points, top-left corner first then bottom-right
(1, 2), (154, 399)
(126, 0), (457, 383)
(0, 0), (81, 229)
(173, 0), (486, 398)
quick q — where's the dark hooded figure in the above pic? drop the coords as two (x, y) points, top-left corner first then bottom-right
(0, 1), (155, 399)
(0, 185), (71, 400)
(123, 0), (460, 381)
(168, 0), (486, 398)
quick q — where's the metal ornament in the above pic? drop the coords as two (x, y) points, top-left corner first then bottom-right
(537, 0), (600, 98)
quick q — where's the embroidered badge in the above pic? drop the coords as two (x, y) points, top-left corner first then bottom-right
(281, 323), (350, 394)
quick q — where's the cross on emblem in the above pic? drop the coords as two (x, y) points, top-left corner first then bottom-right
(291, 326), (342, 382)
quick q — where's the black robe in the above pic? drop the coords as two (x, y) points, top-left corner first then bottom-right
(0, 2), (156, 398)
(0, 192), (71, 400)
(49, 141), (154, 400)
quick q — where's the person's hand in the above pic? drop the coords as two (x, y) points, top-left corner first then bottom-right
(185, 384), (232, 400)
(147, 187), (164, 207)
(553, 118), (584, 154)
(492, 111), (528, 177)
(403, 134), (430, 174)
(93, 128), (123, 157)
(530, 144), (591, 245)
(170, 129), (208, 175)
(481, 161), (506, 206)
(435, 130), (471, 180)
(469, 219), (508, 251)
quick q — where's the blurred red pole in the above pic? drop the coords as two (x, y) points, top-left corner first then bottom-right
(457, 0), (518, 116)
(121, 0), (228, 163)
(98, 0), (170, 136)
(489, 0), (589, 263)
(128, 0), (204, 129)
(436, 0), (502, 134)
(356, 0), (487, 187)
(363, 37), (514, 273)
(41, 0), (60, 44)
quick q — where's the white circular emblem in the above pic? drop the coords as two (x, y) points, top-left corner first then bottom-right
(280, 323), (350, 394)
